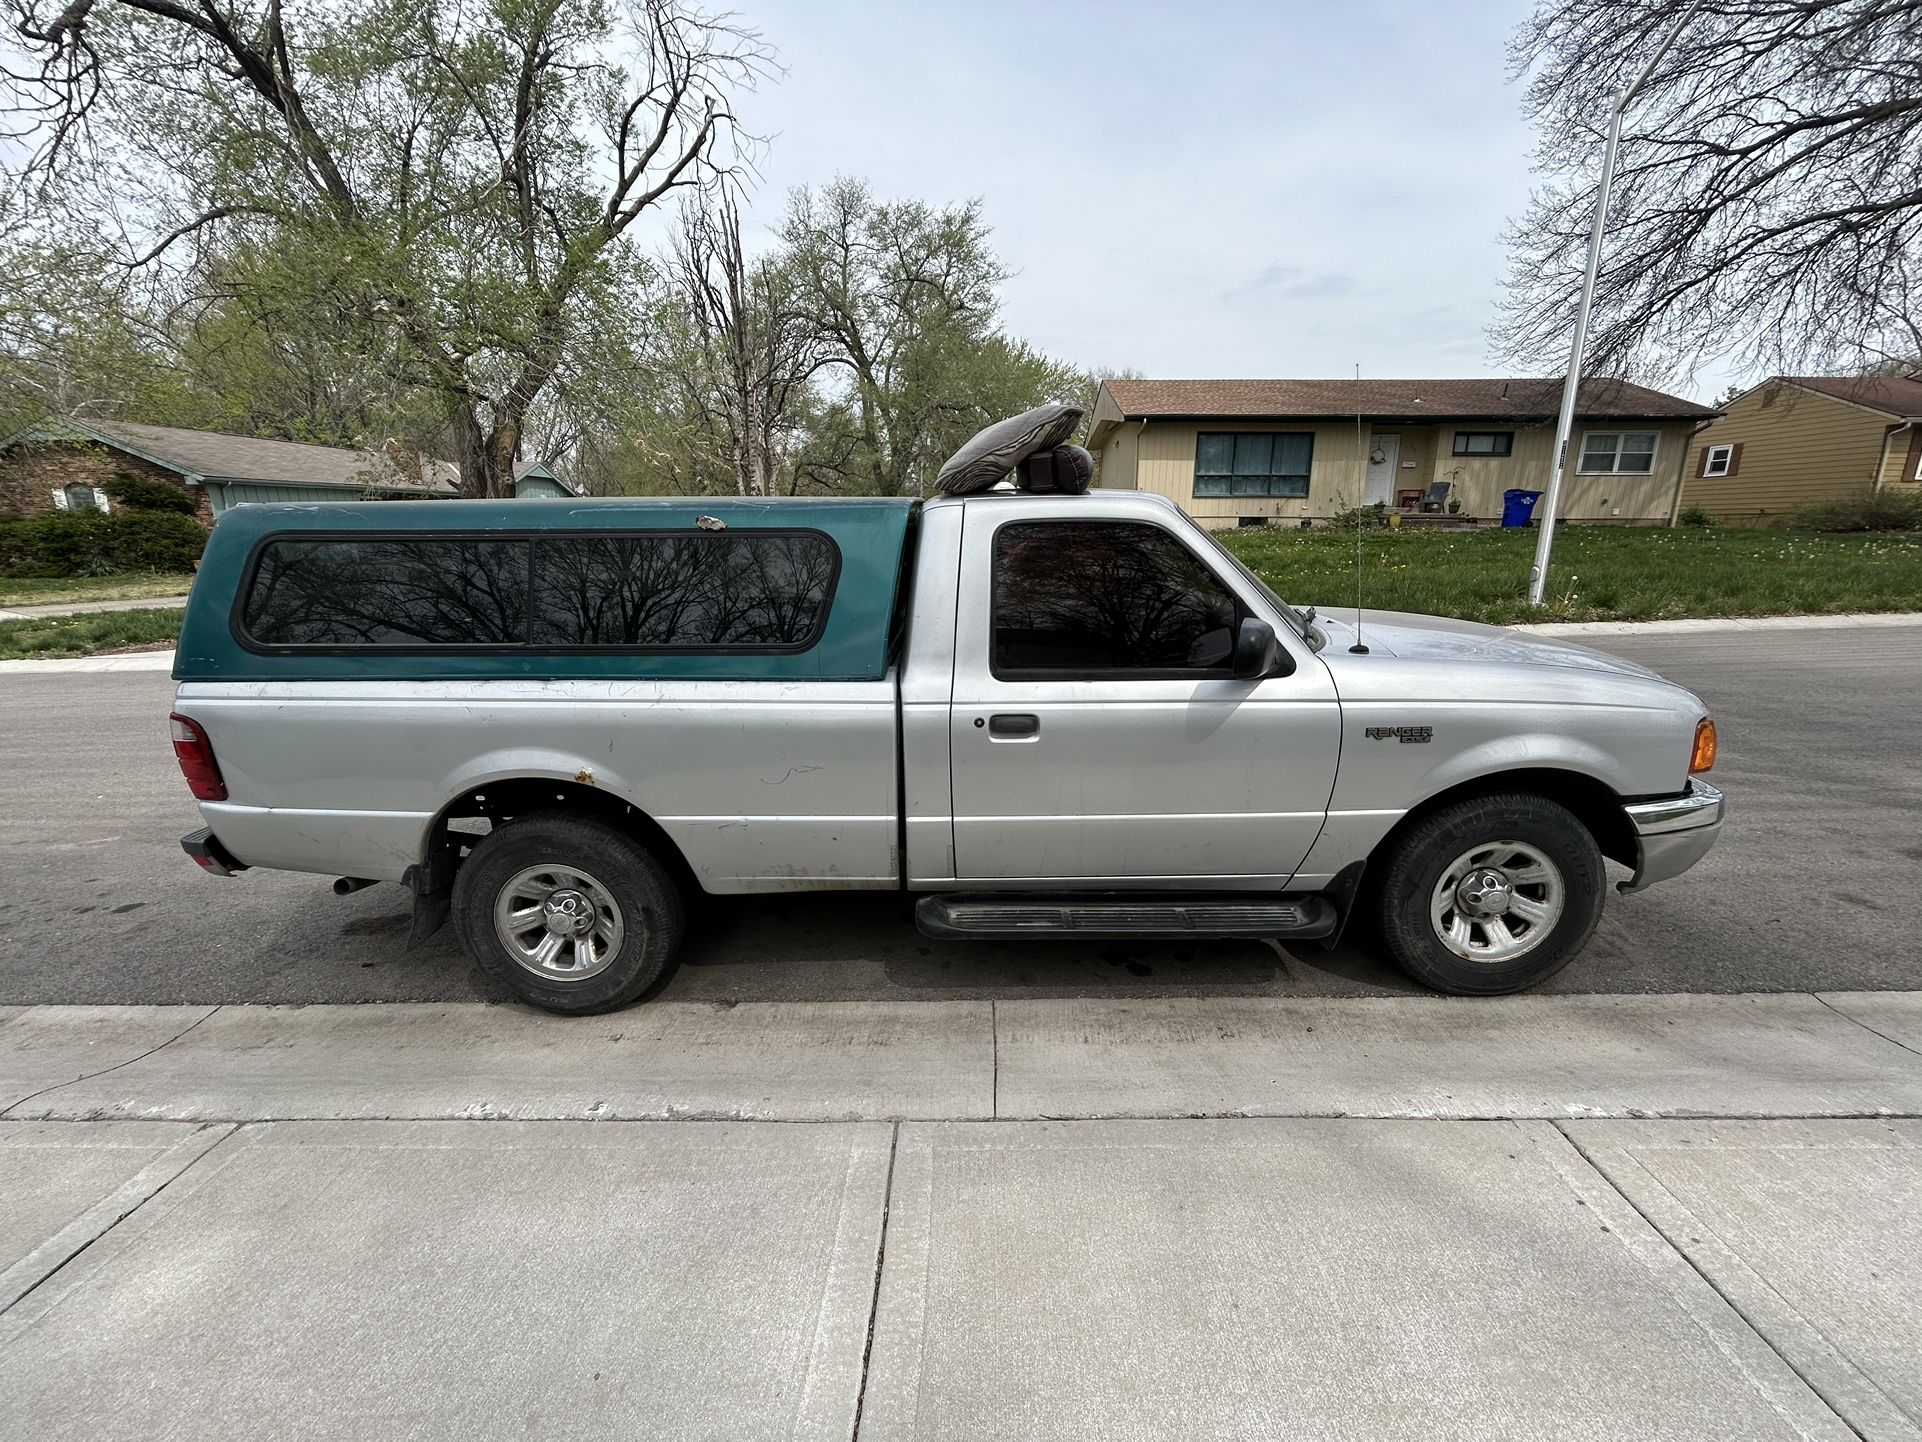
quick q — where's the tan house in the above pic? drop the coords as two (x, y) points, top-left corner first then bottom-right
(1679, 375), (1922, 525)
(1087, 378), (1717, 529)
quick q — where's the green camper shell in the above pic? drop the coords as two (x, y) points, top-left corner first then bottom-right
(174, 496), (920, 683)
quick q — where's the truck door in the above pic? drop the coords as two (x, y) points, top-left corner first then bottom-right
(947, 510), (1341, 886)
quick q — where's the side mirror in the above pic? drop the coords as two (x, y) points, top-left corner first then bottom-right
(1232, 616), (1279, 679)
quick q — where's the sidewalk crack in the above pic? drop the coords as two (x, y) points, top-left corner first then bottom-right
(0, 1121), (237, 1318)
(1556, 1121), (1876, 1441)
(1, 1005), (222, 1119)
(1812, 993), (1922, 1060)
(990, 1000), (999, 1121)
(848, 1121), (899, 1442)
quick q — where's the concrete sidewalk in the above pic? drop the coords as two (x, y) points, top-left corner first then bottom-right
(5, 991), (1920, 1122)
(2, 994), (1918, 1440)
(0, 594), (188, 620)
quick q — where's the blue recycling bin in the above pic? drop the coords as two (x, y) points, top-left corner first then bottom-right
(1501, 489), (1544, 527)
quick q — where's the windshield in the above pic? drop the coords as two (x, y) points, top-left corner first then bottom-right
(1191, 524), (1316, 643)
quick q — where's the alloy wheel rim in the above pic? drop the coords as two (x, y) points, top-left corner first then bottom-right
(1428, 839), (1564, 964)
(492, 864), (626, 983)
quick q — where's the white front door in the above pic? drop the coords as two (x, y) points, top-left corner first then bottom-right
(1363, 434), (1399, 506)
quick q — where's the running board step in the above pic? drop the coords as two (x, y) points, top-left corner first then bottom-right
(915, 893), (1337, 941)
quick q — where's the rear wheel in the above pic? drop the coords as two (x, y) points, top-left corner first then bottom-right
(1373, 793), (1605, 995)
(451, 813), (685, 1014)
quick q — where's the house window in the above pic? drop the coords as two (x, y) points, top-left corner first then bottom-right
(1451, 431), (1514, 457)
(1578, 431), (1658, 475)
(1194, 432), (1312, 498)
(1702, 444), (1734, 477)
(54, 483), (109, 513)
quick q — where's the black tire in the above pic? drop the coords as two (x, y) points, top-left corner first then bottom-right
(1373, 792), (1605, 996)
(451, 813), (685, 1014)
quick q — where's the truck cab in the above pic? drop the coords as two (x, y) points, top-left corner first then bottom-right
(902, 491), (1339, 893)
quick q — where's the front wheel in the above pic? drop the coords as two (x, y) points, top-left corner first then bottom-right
(451, 813), (685, 1014)
(1372, 793), (1605, 995)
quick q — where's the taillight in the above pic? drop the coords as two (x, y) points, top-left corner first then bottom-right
(1690, 717), (1718, 775)
(169, 713), (227, 801)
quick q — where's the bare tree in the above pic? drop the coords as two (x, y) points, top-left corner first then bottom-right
(5, 0), (768, 495)
(1495, 0), (1922, 382)
(663, 191), (828, 495)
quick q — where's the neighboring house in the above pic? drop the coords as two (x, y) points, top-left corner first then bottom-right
(1087, 378), (1718, 529)
(1679, 375), (1922, 525)
(0, 418), (572, 524)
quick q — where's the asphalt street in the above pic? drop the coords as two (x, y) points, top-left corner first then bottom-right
(2, 622), (1917, 1005)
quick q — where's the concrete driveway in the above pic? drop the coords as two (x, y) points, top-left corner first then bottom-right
(0, 621), (1915, 1006)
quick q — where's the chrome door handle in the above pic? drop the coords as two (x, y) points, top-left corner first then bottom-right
(987, 713), (1040, 739)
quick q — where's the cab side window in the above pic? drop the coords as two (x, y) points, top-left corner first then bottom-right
(992, 520), (1238, 676)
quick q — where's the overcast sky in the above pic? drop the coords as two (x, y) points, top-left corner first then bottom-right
(733, 0), (1728, 405)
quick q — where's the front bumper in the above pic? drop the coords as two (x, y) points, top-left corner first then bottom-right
(1619, 778), (1723, 894)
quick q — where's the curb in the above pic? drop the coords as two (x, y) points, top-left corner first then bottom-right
(3, 992), (1918, 1124)
(0, 649), (176, 673)
(1507, 611), (1922, 637)
(0, 596), (189, 620)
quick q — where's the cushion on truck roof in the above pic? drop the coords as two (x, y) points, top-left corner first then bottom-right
(935, 404), (1085, 495)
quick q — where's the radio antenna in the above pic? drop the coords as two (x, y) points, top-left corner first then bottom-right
(1349, 362), (1370, 654)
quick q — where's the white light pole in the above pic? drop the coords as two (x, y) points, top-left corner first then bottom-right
(1528, 0), (1703, 607)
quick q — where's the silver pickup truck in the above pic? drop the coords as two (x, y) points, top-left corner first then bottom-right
(170, 410), (1722, 1013)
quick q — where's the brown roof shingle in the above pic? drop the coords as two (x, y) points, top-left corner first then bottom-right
(1781, 375), (1922, 420)
(68, 420), (460, 493)
(13, 419), (566, 493)
(1102, 377), (1717, 422)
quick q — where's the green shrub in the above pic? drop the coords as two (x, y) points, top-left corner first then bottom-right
(103, 472), (200, 515)
(0, 510), (206, 578)
(0, 512), (112, 576)
(1328, 503), (1389, 532)
(1677, 505), (1714, 527)
(110, 510), (207, 571)
(1792, 490), (1922, 532)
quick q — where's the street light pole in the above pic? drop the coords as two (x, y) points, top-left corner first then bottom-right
(1527, 0), (1703, 607)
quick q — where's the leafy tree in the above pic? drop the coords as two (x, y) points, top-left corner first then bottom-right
(1496, 0), (1922, 380)
(0, 221), (194, 433)
(167, 245), (454, 456)
(781, 178), (1085, 496)
(7, 0), (767, 494)
(586, 180), (1093, 499)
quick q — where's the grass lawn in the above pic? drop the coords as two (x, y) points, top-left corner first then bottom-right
(0, 573), (196, 607)
(1220, 524), (1922, 626)
(0, 607), (183, 660)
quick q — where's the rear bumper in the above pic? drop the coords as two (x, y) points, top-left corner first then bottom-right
(1619, 778), (1723, 894)
(181, 826), (247, 878)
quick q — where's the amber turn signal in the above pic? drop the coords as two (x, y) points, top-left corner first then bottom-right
(1689, 717), (1718, 774)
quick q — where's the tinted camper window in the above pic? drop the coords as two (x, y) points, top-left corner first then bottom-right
(530, 534), (837, 648)
(242, 538), (527, 646)
(238, 530), (838, 652)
